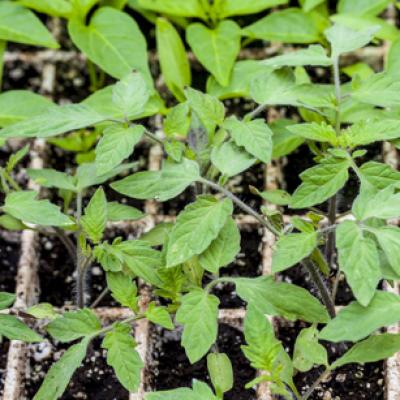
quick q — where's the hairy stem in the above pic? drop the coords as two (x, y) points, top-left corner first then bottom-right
(90, 287), (110, 308)
(53, 227), (76, 262)
(302, 368), (331, 400)
(75, 191), (85, 308)
(302, 259), (336, 318)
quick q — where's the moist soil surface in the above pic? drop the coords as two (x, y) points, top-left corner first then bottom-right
(148, 323), (256, 399)
(0, 231), (21, 293)
(278, 322), (385, 400)
(25, 338), (128, 400)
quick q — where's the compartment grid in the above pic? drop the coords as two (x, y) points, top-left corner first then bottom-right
(1, 17), (399, 400)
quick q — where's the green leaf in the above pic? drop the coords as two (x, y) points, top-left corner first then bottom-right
(6, 144), (29, 173)
(0, 292), (15, 309)
(0, 104), (106, 139)
(47, 308), (101, 342)
(320, 291), (400, 342)
(95, 125), (144, 175)
(0, 2), (58, 48)
(26, 303), (59, 320)
(102, 323), (144, 392)
(18, 0), (73, 18)
(387, 38), (400, 77)
(0, 90), (55, 127)
(207, 353), (233, 396)
(287, 122), (337, 144)
(223, 116), (273, 163)
(254, 188), (292, 206)
(332, 334), (400, 369)
(336, 221), (380, 306)
(111, 158), (200, 201)
(164, 103), (191, 137)
(3, 191), (72, 227)
(359, 161), (400, 190)
(156, 18), (191, 101)
(243, 8), (320, 44)
(352, 185), (400, 221)
(262, 45), (332, 68)
(338, 0), (391, 16)
(271, 119), (304, 159)
(207, 60), (269, 100)
(27, 168), (77, 191)
(341, 119), (400, 147)
(165, 140), (186, 162)
(218, 0), (288, 18)
(112, 72), (150, 118)
(351, 73), (400, 108)
(211, 141), (256, 177)
(33, 338), (89, 400)
(293, 326), (328, 372)
(325, 24), (380, 59)
(145, 302), (174, 330)
(185, 87), (225, 136)
(106, 272), (138, 310)
(369, 226), (400, 275)
(107, 202), (144, 221)
(138, 0), (207, 19)
(0, 314), (42, 342)
(234, 276), (330, 323)
(198, 217), (240, 274)
(272, 232), (317, 273)
(302, 0), (325, 12)
(140, 222), (174, 247)
(242, 306), (293, 386)
(0, 214), (26, 231)
(68, 7), (151, 81)
(81, 187), (107, 243)
(186, 20), (241, 87)
(145, 388), (198, 400)
(291, 156), (350, 209)
(166, 196), (233, 267)
(176, 288), (220, 363)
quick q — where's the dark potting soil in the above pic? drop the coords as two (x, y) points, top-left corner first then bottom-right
(0, 340), (10, 396)
(209, 225), (263, 308)
(0, 231), (21, 294)
(25, 338), (128, 400)
(278, 322), (385, 400)
(148, 323), (256, 399)
(3, 60), (42, 93)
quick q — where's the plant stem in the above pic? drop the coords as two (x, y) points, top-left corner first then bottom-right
(75, 191), (85, 308)
(200, 177), (281, 237)
(302, 259), (336, 318)
(302, 368), (331, 400)
(0, 40), (6, 92)
(144, 129), (164, 145)
(90, 287), (110, 308)
(53, 227), (76, 262)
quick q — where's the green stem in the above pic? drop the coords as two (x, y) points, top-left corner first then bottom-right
(0, 40), (6, 92)
(87, 60), (98, 92)
(4, 171), (21, 191)
(144, 129), (164, 145)
(94, 313), (145, 337)
(75, 191), (86, 308)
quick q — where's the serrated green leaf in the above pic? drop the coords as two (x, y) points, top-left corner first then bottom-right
(271, 119), (304, 159)
(145, 302), (174, 330)
(176, 288), (220, 363)
(387, 38), (400, 77)
(112, 72), (150, 117)
(102, 323), (143, 392)
(291, 156), (350, 209)
(111, 158), (200, 201)
(207, 353), (233, 396)
(27, 168), (77, 191)
(223, 116), (273, 163)
(359, 161), (400, 190)
(319, 291), (400, 342)
(27, 303), (59, 320)
(156, 18), (191, 101)
(106, 272), (138, 310)
(140, 222), (174, 247)
(0, 90), (55, 127)
(95, 125), (144, 175)
(0, 2), (58, 48)
(287, 122), (337, 144)
(47, 308), (101, 342)
(107, 202), (144, 221)
(81, 188), (107, 243)
(165, 140), (185, 162)
(234, 276), (329, 323)
(211, 140), (256, 177)
(164, 102), (191, 137)
(166, 196), (233, 267)
(68, 7), (151, 81)
(336, 220), (380, 306)
(187, 20), (241, 87)
(332, 333), (400, 369)
(272, 232), (317, 273)
(3, 191), (72, 227)
(198, 217), (240, 274)
(185, 87), (225, 136)
(293, 326), (328, 372)
(33, 338), (89, 400)
(243, 8), (320, 44)
(325, 24), (380, 58)
(262, 45), (331, 68)
(0, 104), (106, 139)
(0, 314), (42, 342)
(0, 292), (15, 310)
